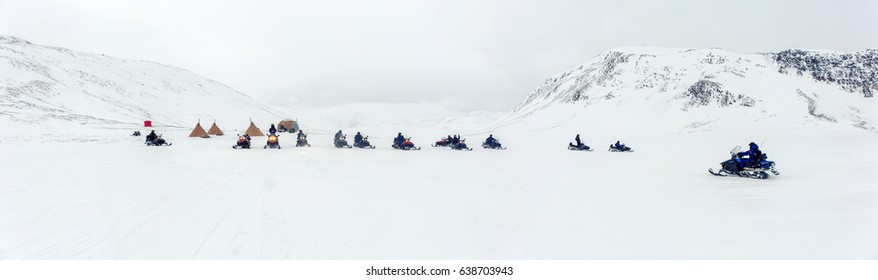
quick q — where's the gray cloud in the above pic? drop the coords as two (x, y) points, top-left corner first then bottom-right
(2, 0), (876, 112)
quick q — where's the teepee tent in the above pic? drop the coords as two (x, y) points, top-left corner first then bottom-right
(207, 121), (224, 136)
(188, 121), (210, 138)
(244, 121), (264, 136)
(277, 119), (299, 133)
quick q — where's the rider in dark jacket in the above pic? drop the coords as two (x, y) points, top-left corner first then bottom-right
(354, 132), (363, 144)
(738, 142), (763, 167)
(485, 134), (496, 146)
(146, 130), (157, 142)
(268, 124), (277, 135)
(394, 133), (405, 146)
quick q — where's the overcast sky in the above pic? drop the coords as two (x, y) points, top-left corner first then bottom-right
(2, 0), (876, 111)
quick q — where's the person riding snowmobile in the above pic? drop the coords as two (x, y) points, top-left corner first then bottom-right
(611, 140), (631, 151)
(452, 138), (469, 150)
(145, 130), (157, 143)
(569, 134), (590, 150)
(334, 130), (343, 142)
(737, 142), (763, 168)
(354, 132), (364, 144)
(485, 134), (496, 146)
(268, 124), (277, 135)
(394, 132), (405, 147)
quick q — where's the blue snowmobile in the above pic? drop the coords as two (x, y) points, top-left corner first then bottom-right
(709, 146), (779, 179)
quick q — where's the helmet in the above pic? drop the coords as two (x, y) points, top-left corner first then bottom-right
(749, 142), (758, 149)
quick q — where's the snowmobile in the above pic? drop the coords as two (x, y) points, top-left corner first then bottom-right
(334, 135), (352, 148)
(264, 134), (281, 149)
(482, 139), (506, 150)
(568, 142), (591, 151)
(296, 134), (311, 147)
(432, 137), (452, 147)
(709, 146), (780, 179)
(145, 134), (172, 146)
(132, 131), (141, 136)
(233, 134), (251, 149)
(450, 139), (473, 151)
(392, 138), (421, 150)
(353, 136), (376, 149)
(608, 142), (633, 152)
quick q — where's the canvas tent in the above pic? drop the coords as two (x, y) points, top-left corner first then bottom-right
(278, 119), (299, 133)
(188, 122), (209, 138)
(207, 121), (224, 136)
(244, 121), (265, 136)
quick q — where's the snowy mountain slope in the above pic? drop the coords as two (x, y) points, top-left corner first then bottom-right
(494, 47), (877, 135)
(0, 35), (282, 132)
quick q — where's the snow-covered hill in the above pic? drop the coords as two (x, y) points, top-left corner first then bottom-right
(495, 47), (877, 135)
(0, 35), (282, 134)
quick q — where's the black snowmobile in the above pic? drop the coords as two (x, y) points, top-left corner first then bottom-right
(709, 146), (780, 179)
(145, 134), (172, 146)
(233, 134), (251, 149)
(482, 139), (506, 150)
(568, 142), (591, 151)
(264, 133), (281, 149)
(450, 139), (473, 151)
(392, 137), (421, 150)
(353, 136), (376, 149)
(132, 131), (141, 136)
(334, 134), (352, 148)
(608, 142), (633, 152)
(296, 134), (311, 147)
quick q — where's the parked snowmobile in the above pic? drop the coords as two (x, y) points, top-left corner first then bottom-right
(568, 142), (591, 151)
(145, 134), (172, 146)
(334, 134), (352, 148)
(608, 141), (633, 152)
(233, 134), (252, 149)
(353, 136), (376, 149)
(709, 146), (779, 179)
(132, 131), (141, 136)
(392, 137), (420, 150)
(264, 133), (281, 149)
(296, 134), (311, 147)
(451, 139), (473, 151)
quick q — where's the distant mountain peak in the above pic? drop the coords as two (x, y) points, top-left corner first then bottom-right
(0, 35), (31, 45)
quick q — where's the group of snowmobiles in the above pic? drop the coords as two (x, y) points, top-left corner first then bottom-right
(135, 127), (780, 180)
(431, 134), (506, 151)
(567, 134), (632, 152)
(232, 131), (313, 149)
(334, 130), (375, 149)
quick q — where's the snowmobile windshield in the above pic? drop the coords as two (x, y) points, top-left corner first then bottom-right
(730, 146), (742, 155)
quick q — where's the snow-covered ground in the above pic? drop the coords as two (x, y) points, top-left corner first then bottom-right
(1, 111), (876, 259)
